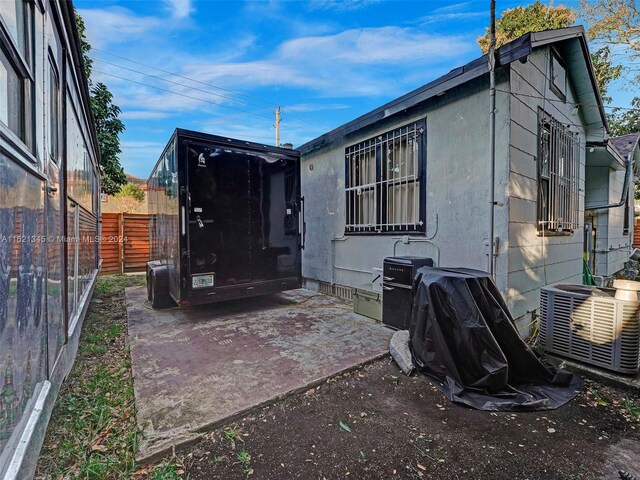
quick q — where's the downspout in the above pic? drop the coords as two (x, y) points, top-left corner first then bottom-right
(488, 0), (497, 278)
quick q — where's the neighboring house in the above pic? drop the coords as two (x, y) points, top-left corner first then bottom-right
(585, 132), (640, 278)
(299, 26), (618, 330)
(101, 173), (149, 214)
(0, 2), (99, 478)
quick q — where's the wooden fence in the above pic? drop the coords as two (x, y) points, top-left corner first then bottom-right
(634, 218), (640, 250)
(100, 213), (150, 275)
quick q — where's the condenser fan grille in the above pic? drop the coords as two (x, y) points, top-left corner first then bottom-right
(540, 285), (640, 374)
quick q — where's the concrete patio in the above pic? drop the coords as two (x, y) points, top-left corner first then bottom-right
(125, 287), (392, 462)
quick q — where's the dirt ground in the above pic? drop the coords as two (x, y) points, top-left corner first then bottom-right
(180, 358), (640, 480)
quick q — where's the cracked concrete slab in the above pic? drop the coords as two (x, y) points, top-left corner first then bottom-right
(125, 287), (392, 462)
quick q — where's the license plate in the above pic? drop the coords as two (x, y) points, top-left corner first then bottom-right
(192, 274), (215, 289)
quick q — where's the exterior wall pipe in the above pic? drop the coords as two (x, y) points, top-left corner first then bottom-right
(488, 0), (497, 278)
(392, 238), (441, 267)
(330, 214), (440, 283)
(585, 156), (633, 211)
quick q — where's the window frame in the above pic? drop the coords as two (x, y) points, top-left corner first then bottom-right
(549, 48), (567, 103)
(537, 108), (580, 234)
(0, 0), (35, 152)
(48, 52), (61, 162)
(344, 119), (426, 235)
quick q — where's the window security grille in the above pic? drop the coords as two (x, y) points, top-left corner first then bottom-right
(345, 121), (425, 233)
(537, 110), (580, 232)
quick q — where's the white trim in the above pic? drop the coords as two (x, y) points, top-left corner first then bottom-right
(2, 381), (51, 480)
(68, 268), (97, 336)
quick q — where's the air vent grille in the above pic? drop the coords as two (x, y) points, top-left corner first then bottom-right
(540, 285), (640, 374)
(318, 281), (353, 301)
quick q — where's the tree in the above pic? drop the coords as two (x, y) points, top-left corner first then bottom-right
(74, 12), (92, 80)
(608, 97), (640, 136)
(477, 2), (623, 107)
(590, 46), (623, 103)
(581, 0), (640, 64)
(91, 83), (127, 195)
(478, 1), (575, 53)
(113, 183), (145, 213)
(74, 11), (126, 195)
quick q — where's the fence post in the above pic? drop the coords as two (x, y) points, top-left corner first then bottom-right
(119, 213), (124, 275)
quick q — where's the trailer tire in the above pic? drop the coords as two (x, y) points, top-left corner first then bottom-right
(146, 261), (161, 302)
(149, 266), (172, 309)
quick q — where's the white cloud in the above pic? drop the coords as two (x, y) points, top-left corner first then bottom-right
(120, 110), (171, 120)
(164, 0), (193, 18)
(77, 7), (162, 48)
(308, 0), (382, 12)
(285, 103), (350, 112)
(176, 26), (476, 98)
(432, 2), (474, 14)
(279, 27), (472, 64)
(97, 25), (477, 139)
(418, 11), (486, 25)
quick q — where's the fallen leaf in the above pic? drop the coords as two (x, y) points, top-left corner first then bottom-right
(339, 420), (351, 432)
(417, 463), (426, 471)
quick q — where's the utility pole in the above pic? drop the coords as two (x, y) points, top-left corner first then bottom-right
(488, 0), (497, 278)
(275, 107), (281, 147)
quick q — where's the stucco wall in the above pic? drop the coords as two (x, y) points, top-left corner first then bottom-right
(506, 47), (586, 323)
(301, 73), (511, 293)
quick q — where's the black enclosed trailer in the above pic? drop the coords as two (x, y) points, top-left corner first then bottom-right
(146, 129), (304, 308)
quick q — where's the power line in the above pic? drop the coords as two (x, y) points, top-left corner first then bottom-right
(90, 47), (334, 129)
(496, 88), (640, 113)
(92, 69), (324, 134)
(92, 56), (331, 131)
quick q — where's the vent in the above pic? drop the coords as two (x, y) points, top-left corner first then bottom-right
(540, 285), (640, 374)
(318, 281), (353, 301)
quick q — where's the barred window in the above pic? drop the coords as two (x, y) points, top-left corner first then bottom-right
(345, 120), (425, 233)
(537, 109), (580, 232)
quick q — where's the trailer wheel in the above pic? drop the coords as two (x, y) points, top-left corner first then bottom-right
(149, 266), (172, 309)
(146, 261), (161, 302)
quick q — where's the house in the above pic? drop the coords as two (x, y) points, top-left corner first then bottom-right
(585, 132), (640, 279)
(0, 1), (99, 478)
(299, 26), (621, 330)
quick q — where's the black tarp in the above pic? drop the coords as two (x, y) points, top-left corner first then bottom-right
(409, 267), (582, 411)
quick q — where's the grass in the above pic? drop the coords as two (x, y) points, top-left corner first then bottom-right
(224, 427), (244, 445)
(235, 449), (252, 474)
(622, 399), (640, 420)
(35, 274), (185, 480)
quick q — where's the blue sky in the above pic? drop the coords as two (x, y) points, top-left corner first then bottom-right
(74, 0), (635, 179)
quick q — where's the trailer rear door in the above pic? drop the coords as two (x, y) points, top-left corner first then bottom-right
(185, 142), (300, 292)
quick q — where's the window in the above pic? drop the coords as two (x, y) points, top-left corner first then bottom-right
(550, 49), (566, 101)
(0, 0), (33, 147)
(345, 120), (425, 233)
(48, 58), (60, 160)
(0, 46), (24, 137)
(537, 109), (580, 233)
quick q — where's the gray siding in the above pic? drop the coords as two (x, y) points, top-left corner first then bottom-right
(301, 74), (511, 292)
(506, 47), (586, 322)
(585, 166), (633, 277)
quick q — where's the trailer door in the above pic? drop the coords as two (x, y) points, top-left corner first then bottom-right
(186, 143), (252, 288)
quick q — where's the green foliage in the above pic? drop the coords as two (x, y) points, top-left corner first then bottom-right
(116, 182), (146, 202)
(74, 11), (127, 195)
(74, 10), (92, 80)
(590, 46), (623, 103)
(478, 1), (576, 53)
(608, 97), (640, 137)
(581, 0), (640, 65)
(91, 82), (127, 194)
